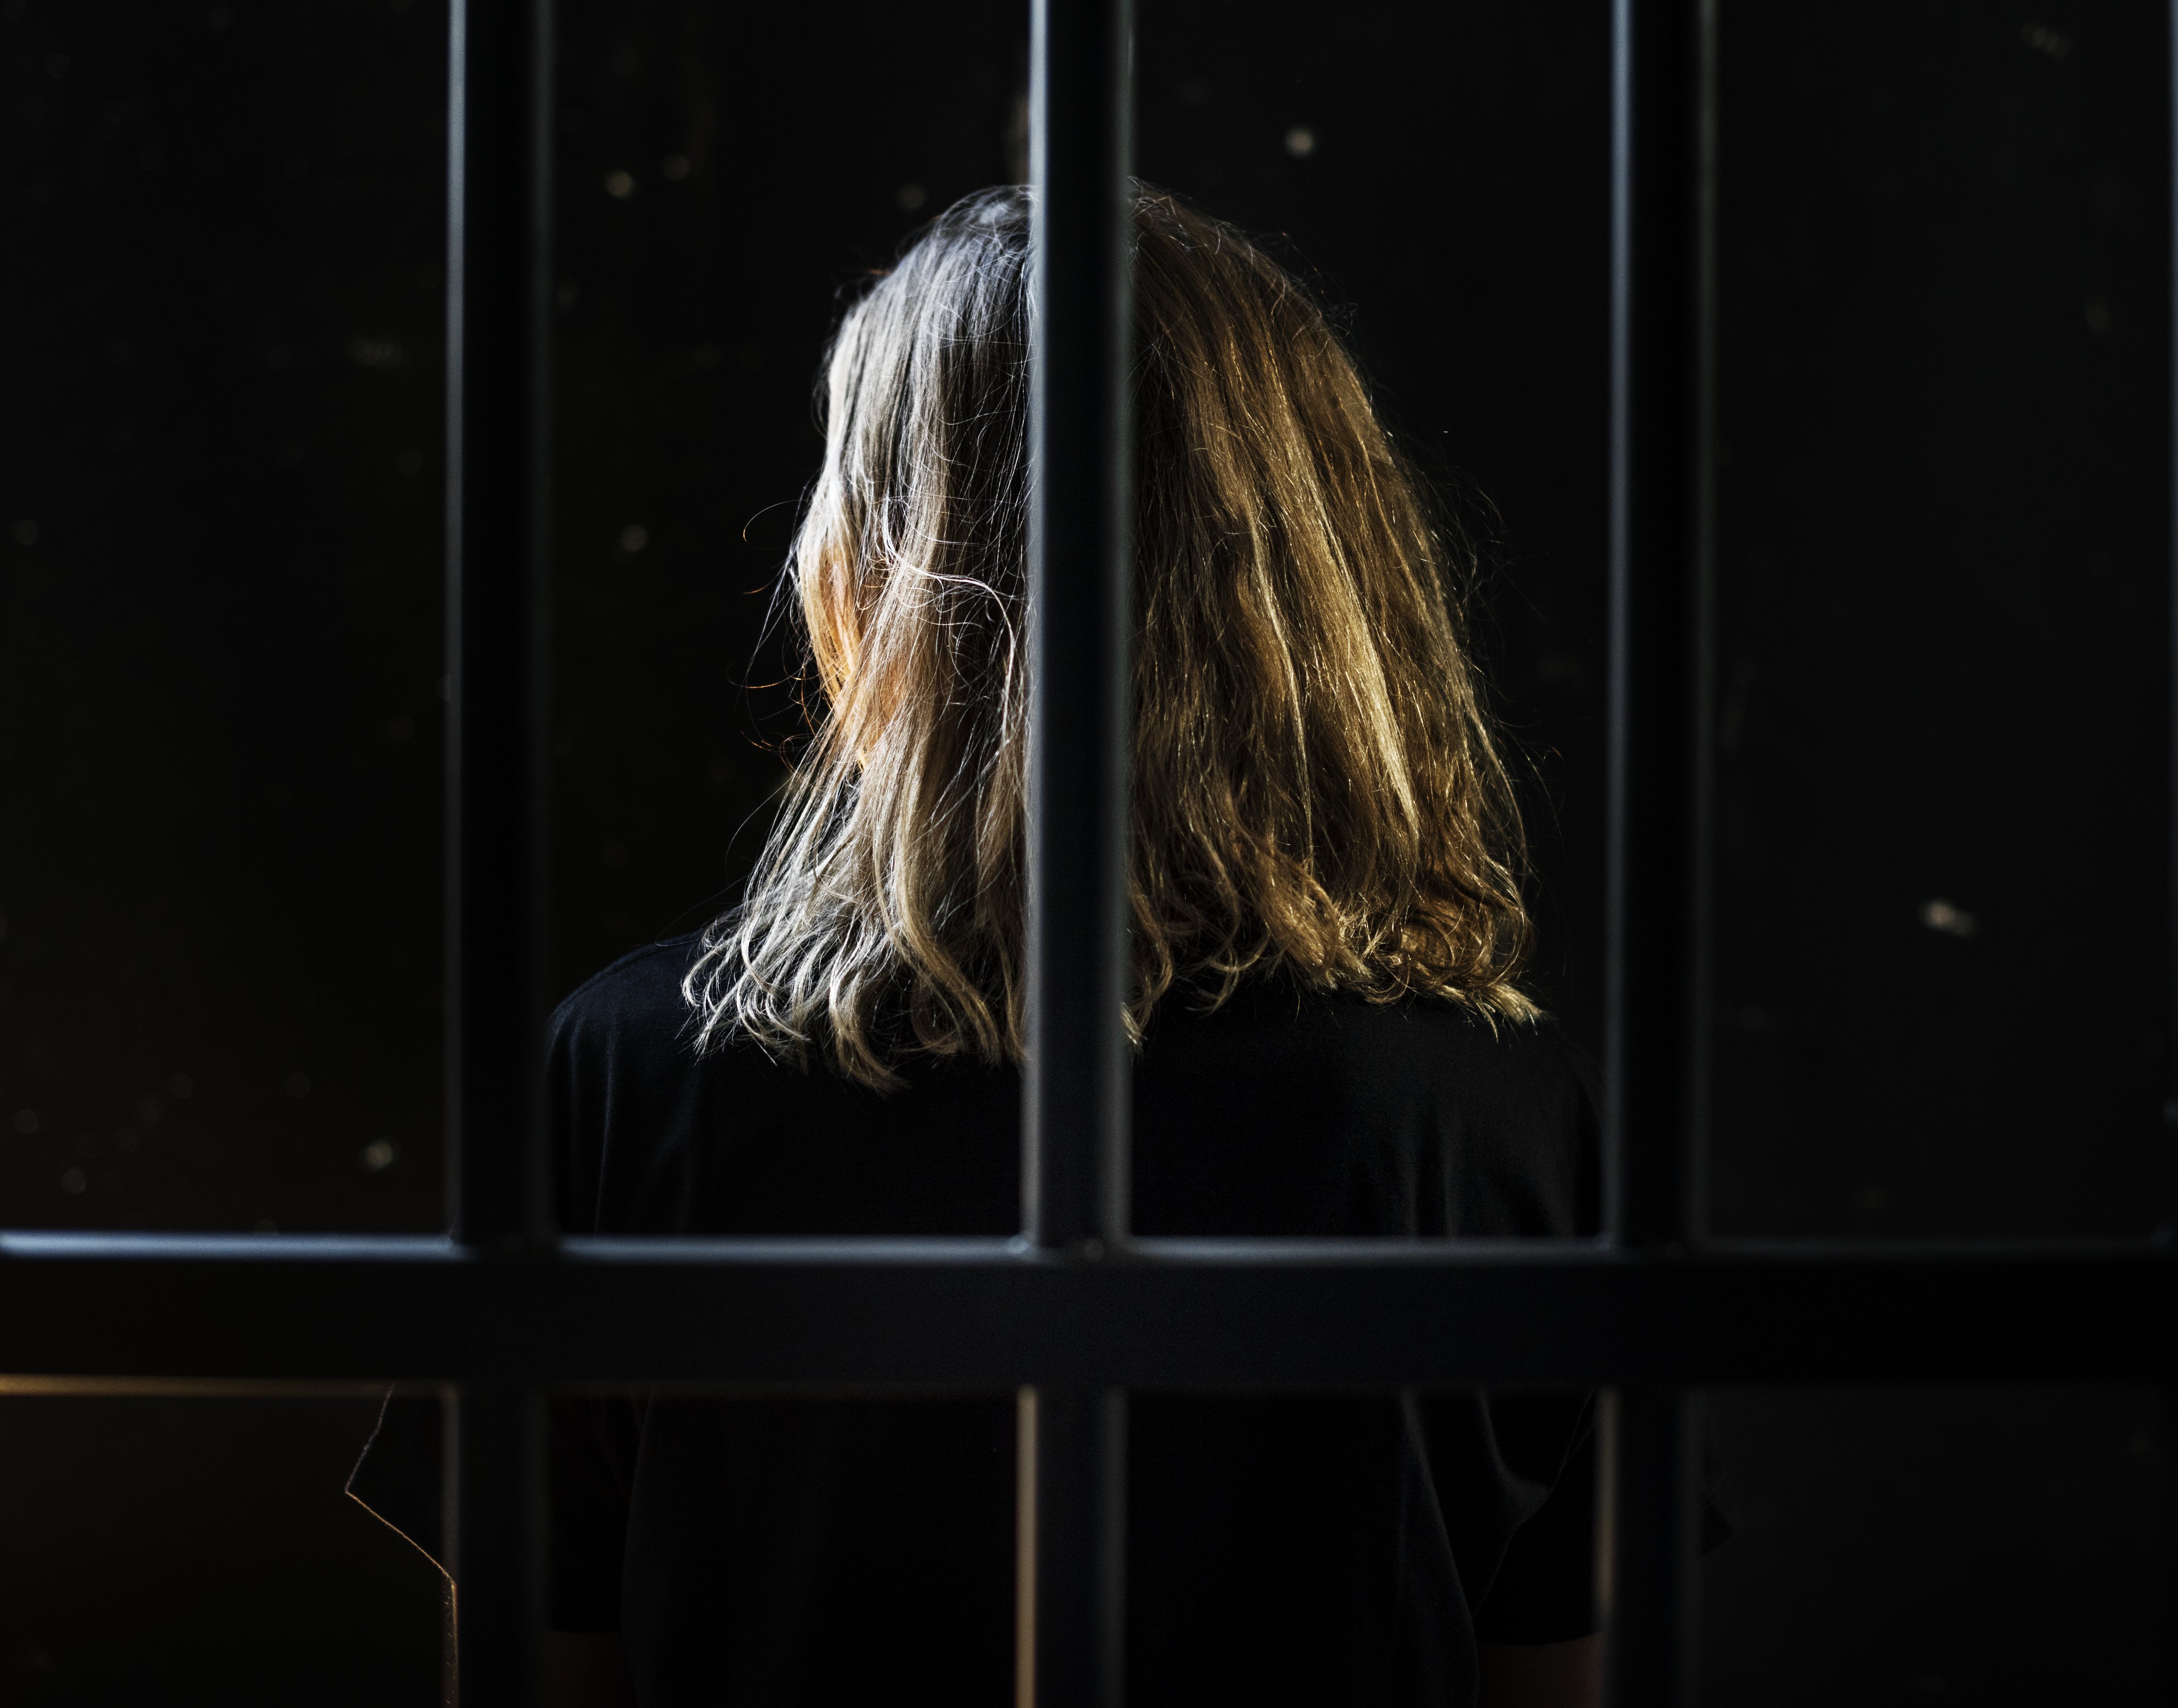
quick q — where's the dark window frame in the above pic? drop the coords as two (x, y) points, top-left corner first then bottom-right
(2, 1), (2172, 1703)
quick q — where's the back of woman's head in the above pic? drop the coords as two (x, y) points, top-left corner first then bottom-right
(689, 184), (1536, 1086)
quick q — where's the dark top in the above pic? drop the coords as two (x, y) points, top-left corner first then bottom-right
(359, 935), (1617, 1707)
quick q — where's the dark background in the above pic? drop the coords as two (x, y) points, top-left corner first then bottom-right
(1, 0), (2170, 1701)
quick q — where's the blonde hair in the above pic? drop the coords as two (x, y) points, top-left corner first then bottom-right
(687, 185), (1536, 1087)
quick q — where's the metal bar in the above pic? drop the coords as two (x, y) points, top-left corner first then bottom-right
(1604, 0), (1706, 1257)
(1024, 0), (1133, 1702)
(2149, 6), (2177, 1670)
(447, 0), (554, 1256)
(1689, 0), (1722, 1243)
(1024, 0), (1133, 1259)
(2167, 0), (2178, 1219)
(1017, 1387), (1127, 1708)
(3, 1234), (2170, 1387)
(1596, 1389), (1700, 1708)
(444, 0), (555, 1696)
(1604, 0), (1711, 1696)
(2158, 12), (2176, 1658)
(448, 1385), (548, 1708)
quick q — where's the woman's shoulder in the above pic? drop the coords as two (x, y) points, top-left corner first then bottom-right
(1136, 979), (1600, 1237)
(1318, 987), (1600, 1147)
(1405, 995), (1600, 1123)
(548, 934), (707, 1067)
(1156, 976), (1595, 1090)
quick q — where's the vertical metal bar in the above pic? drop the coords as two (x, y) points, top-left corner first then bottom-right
(445, 0), (553, 1257)
(1602, 0), (1713, 1699)
(1604, 0), (1706, 1253)
(1024, 0), (1132, 1255)
(444, 0), (554, 1697)
(445, 1387), (549, 1708)
(1016, 1387), (1128, 1708)
(1596, 1389), (1701, 1708)
(2166, 0), (2178, 1212)
(1022, 0), (1132, 1703)
(2164, 11), (2178, 1640)
(1689, 0), (1720, 1242)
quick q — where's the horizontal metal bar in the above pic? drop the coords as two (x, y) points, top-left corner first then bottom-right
(1, 1233), (2170, 1388)
(0, 1376), (408, 1399)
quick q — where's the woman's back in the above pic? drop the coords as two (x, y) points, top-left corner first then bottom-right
(391, 179), (1636, 1706)
(548, 937), (1600, 1704)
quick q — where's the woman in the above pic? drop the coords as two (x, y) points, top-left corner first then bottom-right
(543, 185), (1602, 1708)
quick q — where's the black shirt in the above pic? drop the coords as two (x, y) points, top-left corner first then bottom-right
(361, 936), (1609, 1706)
(551, 935), (1606, 1704)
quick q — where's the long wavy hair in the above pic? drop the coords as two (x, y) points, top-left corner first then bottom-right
(687, 185), (1537, 1087)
